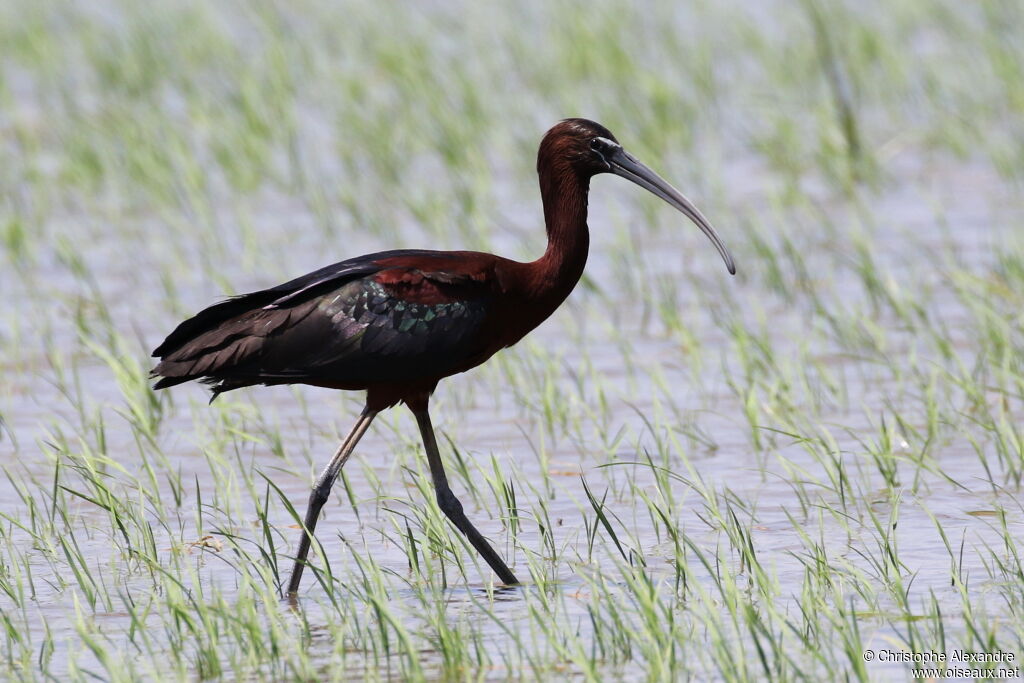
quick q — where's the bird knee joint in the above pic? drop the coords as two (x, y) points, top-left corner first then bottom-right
(310, 486), (330, 506)
(436, 490), (463, 516)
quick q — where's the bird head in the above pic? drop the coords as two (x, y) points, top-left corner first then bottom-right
(539, 118), (736, 275)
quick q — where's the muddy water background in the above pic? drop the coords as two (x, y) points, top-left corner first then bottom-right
(2, 0), (1024, 680)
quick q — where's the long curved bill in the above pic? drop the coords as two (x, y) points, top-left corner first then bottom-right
(607, 146), (736, 275)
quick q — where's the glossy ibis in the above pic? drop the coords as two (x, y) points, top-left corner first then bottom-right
(151, 118), (736, 596)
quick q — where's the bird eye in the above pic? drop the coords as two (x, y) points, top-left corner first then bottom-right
(589, 137), (615, 170)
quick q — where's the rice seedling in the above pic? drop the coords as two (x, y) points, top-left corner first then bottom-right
(1, 0), (1022, 679)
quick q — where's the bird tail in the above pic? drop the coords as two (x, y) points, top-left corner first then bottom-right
(150, 298), (272, 396)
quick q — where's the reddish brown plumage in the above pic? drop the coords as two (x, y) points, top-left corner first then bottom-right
(151, 117), (739, 417)
(152, 119), (617, 411)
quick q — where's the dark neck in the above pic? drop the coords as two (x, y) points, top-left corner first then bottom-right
(531, 166), (590, 299)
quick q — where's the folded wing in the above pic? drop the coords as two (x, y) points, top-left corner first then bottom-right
(151, 250), (493, 397)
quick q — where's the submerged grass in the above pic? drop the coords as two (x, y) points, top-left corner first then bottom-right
(1, 0), (1023, 680)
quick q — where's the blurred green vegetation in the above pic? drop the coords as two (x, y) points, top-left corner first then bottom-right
(1, 0), (1022, 680)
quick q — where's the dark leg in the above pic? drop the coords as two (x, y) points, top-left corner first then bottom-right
(287, 406), (377, 597)
(411, 407), (519, 585)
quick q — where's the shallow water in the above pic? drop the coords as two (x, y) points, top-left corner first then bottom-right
(2, 1), (1024, 679)
(3, 148), (1022, 679)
